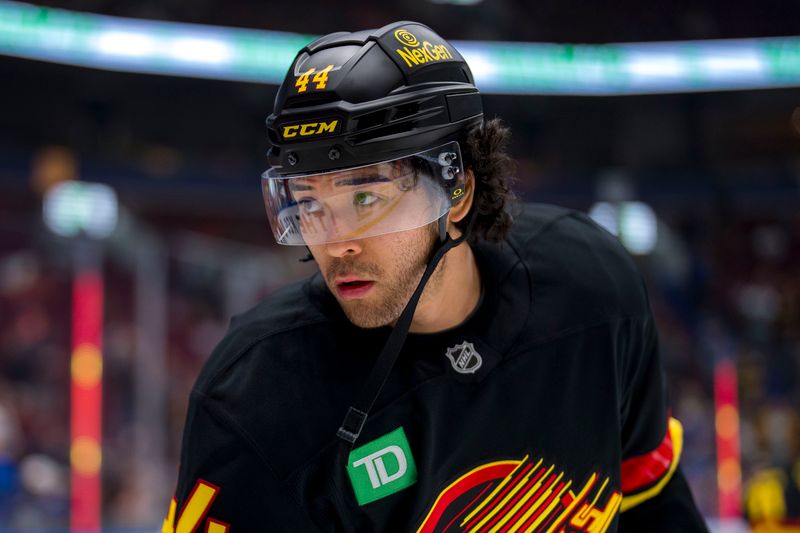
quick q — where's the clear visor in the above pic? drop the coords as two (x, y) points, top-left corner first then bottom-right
(262, 142), (465, 245)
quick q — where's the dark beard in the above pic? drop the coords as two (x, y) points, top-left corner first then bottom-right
(327, 224), (439, 329)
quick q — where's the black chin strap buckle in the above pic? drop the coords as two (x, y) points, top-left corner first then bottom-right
(299, 247), (314, 262)
(336, 406), (368, 445)
(438, 215), (448, 243)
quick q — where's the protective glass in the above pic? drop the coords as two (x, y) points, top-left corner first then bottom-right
(262, 142), (465, 245)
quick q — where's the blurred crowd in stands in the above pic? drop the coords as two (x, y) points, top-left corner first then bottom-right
(645, 211), (800, 526)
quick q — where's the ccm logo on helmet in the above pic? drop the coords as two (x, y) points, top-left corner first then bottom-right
(281, 119), (340, 140)
(393, 30), (453, 68)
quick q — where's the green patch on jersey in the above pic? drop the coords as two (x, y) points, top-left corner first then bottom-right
(347, 426), (417, 505)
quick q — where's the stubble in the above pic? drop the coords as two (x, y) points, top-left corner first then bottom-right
(325, 224), (443, 328)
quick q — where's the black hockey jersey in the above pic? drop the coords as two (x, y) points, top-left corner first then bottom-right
(163, 204), (709, 532)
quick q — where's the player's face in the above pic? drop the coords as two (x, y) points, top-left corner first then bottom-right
(308, 221), (441, 329)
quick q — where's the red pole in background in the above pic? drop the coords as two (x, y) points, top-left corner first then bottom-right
(42, 180), (118, 531)
(714, 358), (742, 519)
(71, 265), (103, 532)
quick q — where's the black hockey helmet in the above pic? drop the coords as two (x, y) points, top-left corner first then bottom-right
(266, 20), (483, 175)
(262, 21), (484, 246)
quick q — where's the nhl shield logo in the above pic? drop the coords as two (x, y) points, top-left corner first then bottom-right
(445, 341), (483, 374)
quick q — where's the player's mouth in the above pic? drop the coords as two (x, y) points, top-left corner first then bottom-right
(334, 276), (375, 300)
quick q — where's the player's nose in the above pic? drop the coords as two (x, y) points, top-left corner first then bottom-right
(324, 238), (362, 258)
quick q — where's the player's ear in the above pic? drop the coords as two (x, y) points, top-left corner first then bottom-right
(448, 169), (475, 225)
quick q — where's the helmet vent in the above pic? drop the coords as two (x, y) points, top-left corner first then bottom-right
(354, 110), (388, 131)
(350, 120), (415, 144)
(389, 102), (421, 122)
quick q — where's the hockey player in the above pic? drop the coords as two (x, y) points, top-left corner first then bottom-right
(164, 21), (709, 532)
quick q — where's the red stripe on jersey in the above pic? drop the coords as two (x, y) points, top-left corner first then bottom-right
(417, 462), (517, 533)
(621, 421), (675, 494)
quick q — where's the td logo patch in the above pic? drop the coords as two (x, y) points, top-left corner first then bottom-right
(347, 427), (417, 505)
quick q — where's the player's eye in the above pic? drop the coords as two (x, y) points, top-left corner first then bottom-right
(298, 197), (323, 214)
(353, 191), (382, 208)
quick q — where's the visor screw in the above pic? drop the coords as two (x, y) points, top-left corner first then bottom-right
(438, 152), (457, 166)
(443, 166), (460, 180)
(328, 147), (341, 161)
(287, 152), (298, 166)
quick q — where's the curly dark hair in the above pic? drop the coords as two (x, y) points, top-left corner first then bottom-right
(454, 118), (518, 242)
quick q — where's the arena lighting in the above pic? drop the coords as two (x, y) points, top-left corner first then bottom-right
(618, 202), (658, 254)
(1, 1), (800, 94)
(588, 201), (658, 255)
(43, 181), (117, 532)
(588, 202), (619, 236)
(42, 181), (119, 239)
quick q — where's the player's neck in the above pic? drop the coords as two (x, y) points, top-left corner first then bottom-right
(408, 240), (481, 334)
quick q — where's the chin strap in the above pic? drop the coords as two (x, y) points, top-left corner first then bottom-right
(300, 247), (314, 262)
(335, 211), (477, 447)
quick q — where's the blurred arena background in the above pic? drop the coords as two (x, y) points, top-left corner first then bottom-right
(1, 0), (799, 531)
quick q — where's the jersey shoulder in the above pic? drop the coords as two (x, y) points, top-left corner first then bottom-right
(191, 275), (330, 394)
(508, 203), (651, 335)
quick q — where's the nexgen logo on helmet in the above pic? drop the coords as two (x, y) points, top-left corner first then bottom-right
(392, 28), (454, 69)
(395, 41), (453, 68)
